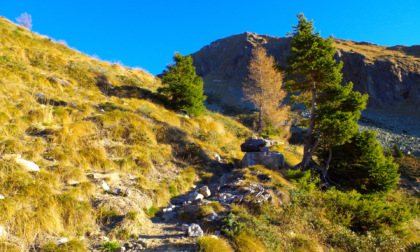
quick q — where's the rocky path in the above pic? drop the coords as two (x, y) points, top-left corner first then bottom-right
(133, 221), (195, 251)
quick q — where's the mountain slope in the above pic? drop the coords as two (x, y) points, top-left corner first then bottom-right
(191, 32), (420, 116)
(0, 16), (250, 250)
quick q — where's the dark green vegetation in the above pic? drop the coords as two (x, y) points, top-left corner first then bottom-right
(210, 166), (419, 251)
(285, 14), (399, 193)
(158, 52), (207, 116)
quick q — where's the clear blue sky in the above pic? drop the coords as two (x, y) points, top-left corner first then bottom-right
(2, 0), (419, 75)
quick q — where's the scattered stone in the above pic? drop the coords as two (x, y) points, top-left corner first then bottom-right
(232, 195), (243, 203)
(0, 194), (4, 199)
(264, 139), (282, 146)
(168, 203), (176, 209)
(108, 188), (121, 195)
(56, 237), (68, 246)
(199, 186), (211, 198)
(100, 181), (110, 191)
(204, 213), (219, 221)
(36, 94), (46, 98)
(190, 192), (204, 202)
(0, 225), (7, 238)
(162, 207), (172, 213)
(214, 154), (222, 162)
(187, 224), (204, 237)
(86, 173), (97, 179)
(100, 236), (109, 241)
(66, 179), (80, 186)
(15, 157), (40, 171)
(240, 139), (267, 152)
(115, 247), (126, 252)
(181, 224), (190, 231)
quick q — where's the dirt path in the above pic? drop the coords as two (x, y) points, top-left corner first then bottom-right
(132, 219), (196, 251)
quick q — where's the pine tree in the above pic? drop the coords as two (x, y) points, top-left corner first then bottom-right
(243, 44), (289, 134)
(315, 82), (368, 181)
(321, 131), (399, 193)
(285, 13), (344, 169)
(158, 53), (206, 116)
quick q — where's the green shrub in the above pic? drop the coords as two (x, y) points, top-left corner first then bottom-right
(143, 205), (160, 218)
(100, 241), (120, 252)
(221, 213), (244, 238)
(321, 131), (399, 194)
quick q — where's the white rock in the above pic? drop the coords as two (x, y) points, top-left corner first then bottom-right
(100, 181), (110, 191)
(0, 194), (4, 199)
(190, 192), (204, 202)
(162, 208), (172, 213)
(0, 225), (7, 238)
(15, 158), (40, 171)
(188, 224), (204, 237)
(199, 186), (211, 198)
(100, 236), (109, 241)
(214, 154), (222, 162)
(56, 237), (68, 246)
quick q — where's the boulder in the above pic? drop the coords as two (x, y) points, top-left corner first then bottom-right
(239, 151), (284, 169)
(190, 192), (204, 202)
(240, 139), (266, 152)
(187, 224), (204, 237)
(15, 157), (40, 171)
(199, 186), (211, 197)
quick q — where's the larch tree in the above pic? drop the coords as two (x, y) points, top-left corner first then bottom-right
(158, 52), (207, 117)
(243, 44), (289, 134)
(285, 13), (343, 169)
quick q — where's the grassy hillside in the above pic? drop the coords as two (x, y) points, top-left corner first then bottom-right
(0, 17), (252, 250)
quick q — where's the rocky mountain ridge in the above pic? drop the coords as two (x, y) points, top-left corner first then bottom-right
(191, 32), (420, 117)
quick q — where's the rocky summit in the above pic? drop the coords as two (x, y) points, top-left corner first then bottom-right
(191, 32), (420, 117)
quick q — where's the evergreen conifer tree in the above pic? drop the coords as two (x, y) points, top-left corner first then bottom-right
(285, 13), (342, 169)
(158, 53), (206, 116)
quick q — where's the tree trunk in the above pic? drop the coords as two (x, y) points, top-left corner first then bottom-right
(301, 82), (317, 169)
(257, 105), (263, 133)
(323, 146), (332, 180)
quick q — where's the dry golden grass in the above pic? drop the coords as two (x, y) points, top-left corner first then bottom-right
(0, 16), (250, 249)
(197, 235), (235, 252)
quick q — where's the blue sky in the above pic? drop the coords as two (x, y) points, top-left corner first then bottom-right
(2, 0), (419, 75)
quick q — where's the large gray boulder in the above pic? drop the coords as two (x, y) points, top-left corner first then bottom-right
(188, 224), (204, 237)
(239, 151), (284, 169)
(240, 139), (266, 152)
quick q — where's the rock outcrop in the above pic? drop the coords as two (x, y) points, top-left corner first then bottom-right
(238, 137), (284, 169)
(191, 32), (420, 117)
